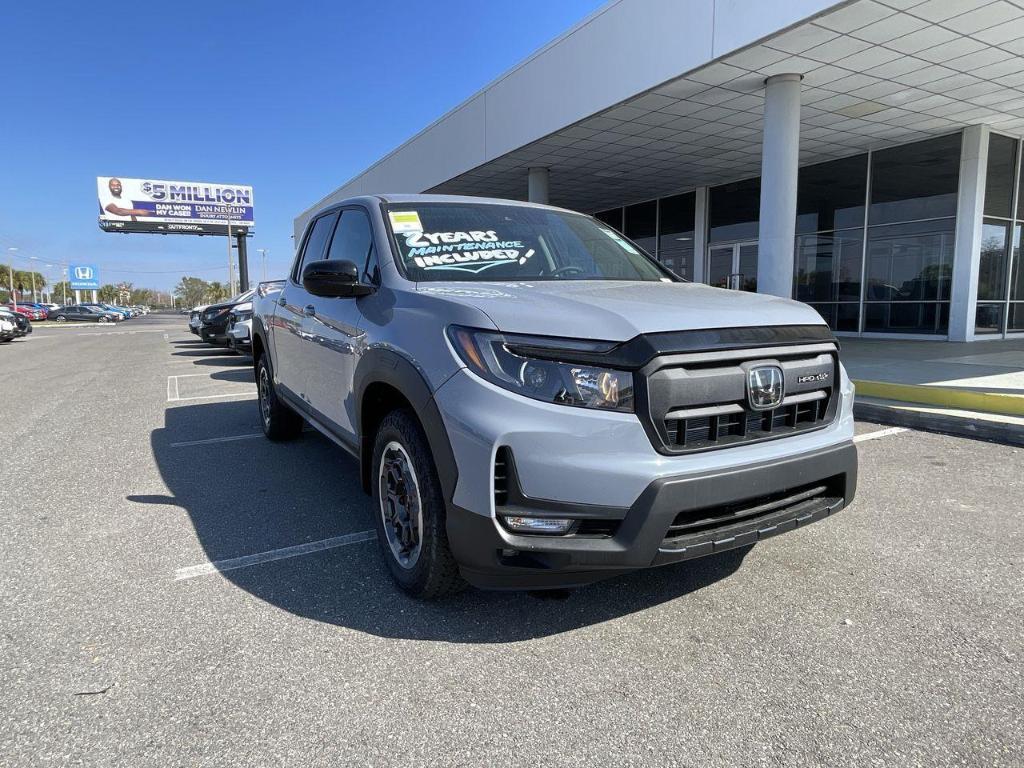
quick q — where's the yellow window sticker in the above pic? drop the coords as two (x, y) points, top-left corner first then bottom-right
(388, 210), (424, 233)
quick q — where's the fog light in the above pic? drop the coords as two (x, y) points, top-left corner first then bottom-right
(502, 516), (575, 535)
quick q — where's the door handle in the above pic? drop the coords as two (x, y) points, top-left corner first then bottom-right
(303, 304), (316, 317)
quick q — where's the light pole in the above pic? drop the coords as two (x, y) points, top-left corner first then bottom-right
(258, 248), (268, 282)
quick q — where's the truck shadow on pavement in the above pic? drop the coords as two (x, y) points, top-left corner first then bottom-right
(145, 398), (749, 643)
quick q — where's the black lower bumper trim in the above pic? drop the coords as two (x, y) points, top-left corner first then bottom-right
(447, 440), (857, 589)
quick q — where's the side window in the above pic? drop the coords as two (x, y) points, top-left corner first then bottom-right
(292, 211), (340, 282)
(326, 209), (377, 282)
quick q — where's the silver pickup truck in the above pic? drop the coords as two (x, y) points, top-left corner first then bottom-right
(252, 194), (857, 597)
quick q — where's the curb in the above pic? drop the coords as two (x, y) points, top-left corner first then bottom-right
(852, 379), (1024, 417)
(854, 399), (1024, 447)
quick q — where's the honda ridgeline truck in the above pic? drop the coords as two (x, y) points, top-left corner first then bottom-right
(252, 195), (857, 597)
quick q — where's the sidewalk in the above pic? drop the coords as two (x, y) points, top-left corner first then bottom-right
(840, 337), (1024, 445)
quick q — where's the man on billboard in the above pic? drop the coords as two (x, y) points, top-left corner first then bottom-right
(99, 178), (151, 221)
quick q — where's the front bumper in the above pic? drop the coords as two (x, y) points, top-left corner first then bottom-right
(448, 440), (857, 589)
(433, 363), (857, 589)
(200, 320), (230, 344)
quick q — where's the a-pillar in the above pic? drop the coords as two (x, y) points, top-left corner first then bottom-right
(528, 167), (549, 204)
(757, 73), (802, 298)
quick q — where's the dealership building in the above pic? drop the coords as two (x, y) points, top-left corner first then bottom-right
(298, 0), (1024, 342)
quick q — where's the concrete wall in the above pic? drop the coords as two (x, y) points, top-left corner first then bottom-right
(294, 0), (846, 239)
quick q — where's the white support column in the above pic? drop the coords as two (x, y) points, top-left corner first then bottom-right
(528, 167), (549, 204)
(949, 125), (989, 342)
(757, 73), (802, 298)
(692, 186), (708, 284)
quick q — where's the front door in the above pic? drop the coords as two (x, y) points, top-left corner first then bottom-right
(275, 210), (340, 404)
(706, 241), (759, 292)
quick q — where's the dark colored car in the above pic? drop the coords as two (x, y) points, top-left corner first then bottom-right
(50, 305), (121, 323)
(199, 290), (254, 346)
(0, 307), (32, 337)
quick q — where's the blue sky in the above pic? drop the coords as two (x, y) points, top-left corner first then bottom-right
(0, 0), (604, 293)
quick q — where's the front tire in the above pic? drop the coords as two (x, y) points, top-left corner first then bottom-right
(55, 315), (67, 322)
(372, 409), (464, 598)
(98, 316), (108, 323)
(256, 353), (304, 441)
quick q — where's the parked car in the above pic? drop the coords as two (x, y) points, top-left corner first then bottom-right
(10, 302), (50, 319)
(226, 301), (253, 354)
(80, 303), (129, 320)
(3, 303), (45, 321)
(252, 195), (858, 597)
(0, 306), (32, 336)
(188, 305), (209, 334)
(50, 305), (122, 323)
(199, 290), (254, 346)
(0, 317), (16, 342)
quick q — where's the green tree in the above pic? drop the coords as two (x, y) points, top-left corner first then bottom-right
(0, 266), (45, 301)
(206, 281), (230, 302)
(174, 276), (211, 309)
(50, 281), (74, 305)
(98, 284), (120, 303)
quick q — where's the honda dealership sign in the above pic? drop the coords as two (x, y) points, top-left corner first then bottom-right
(69, 264), (101, 290)
(97, 177), (254, 236)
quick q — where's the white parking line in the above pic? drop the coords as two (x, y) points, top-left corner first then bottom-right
(174, 530), (377, 581)
(168, 391), (255, 403)
(171, 433), (262, 447)
(853, 426), (907, 443)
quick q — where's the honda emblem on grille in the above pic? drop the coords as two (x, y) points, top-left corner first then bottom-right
(747, 365), (785, 411)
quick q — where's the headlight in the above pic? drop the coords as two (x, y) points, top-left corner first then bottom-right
(232, 311), (253, 322)
(447, 326), (633, 412)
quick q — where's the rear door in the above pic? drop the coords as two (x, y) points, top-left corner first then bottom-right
(300, 207), (371, 440)
(274, 210), (339, 405)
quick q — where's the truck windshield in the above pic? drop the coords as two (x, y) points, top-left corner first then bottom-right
(385, 202), (673, 283)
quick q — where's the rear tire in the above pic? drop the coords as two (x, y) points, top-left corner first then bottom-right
(372, 409), (465, 598)
(256, 353), (304, 441)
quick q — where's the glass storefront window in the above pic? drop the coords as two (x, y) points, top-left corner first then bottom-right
(623, 200), (657, 256)
(869, 134), (961, 226)
(978, 220), (1009, 301)
(985, 134), (1017, 219)
(794, 231), (863, 303)
(976, 303), (1005, 334)
(1010, 223), (1023, 301)
(796, 155), (867, 234)
(866, 220), (955, 303)
(658, 192), (695, 281)
(709, 177), (759, 243)
(864, 302), (949, 334)
(594, 207), (623, 231)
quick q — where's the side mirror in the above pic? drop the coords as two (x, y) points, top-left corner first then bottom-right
(302, 259), (375, 298)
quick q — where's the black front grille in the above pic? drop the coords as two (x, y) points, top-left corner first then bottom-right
(664, 479), (841, 541)
(640, 343), (840, 454)
(665, 393), (830, 451)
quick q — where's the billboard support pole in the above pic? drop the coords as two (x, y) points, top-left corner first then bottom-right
(92, 289), (98, 303)
(75, 289), (81, 304)
(237, 233), (249, 292)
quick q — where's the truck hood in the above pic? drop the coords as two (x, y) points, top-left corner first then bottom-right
(416, 280), (826, 341)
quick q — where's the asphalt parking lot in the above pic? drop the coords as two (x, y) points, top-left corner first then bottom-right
(2, 313), (1022, 767)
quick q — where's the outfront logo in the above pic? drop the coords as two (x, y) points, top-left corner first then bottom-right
(747, 365), (785, 411)
(73, 266), (94, 281)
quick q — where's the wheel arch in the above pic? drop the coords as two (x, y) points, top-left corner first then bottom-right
(354, 349), (458, 502)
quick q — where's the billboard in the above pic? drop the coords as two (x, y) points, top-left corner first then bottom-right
(97, 177), (254, 236)
(69, 264), (101, 290)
